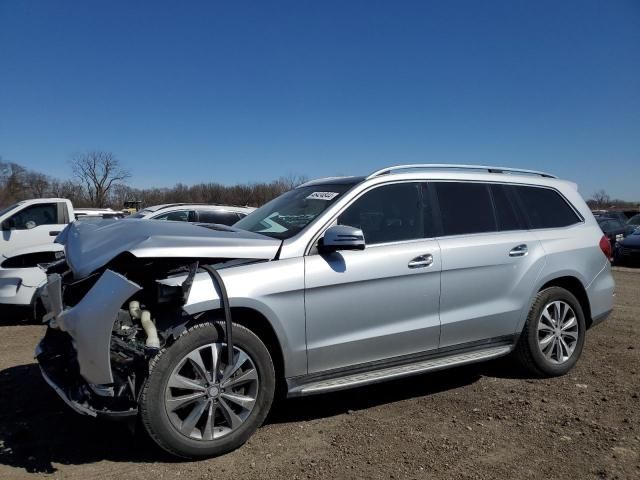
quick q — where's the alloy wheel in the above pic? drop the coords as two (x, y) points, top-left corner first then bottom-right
(164, 343), (259, 441)
(536, 300), (580, 365)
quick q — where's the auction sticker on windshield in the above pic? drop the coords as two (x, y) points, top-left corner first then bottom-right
(306, 192), (340, 200)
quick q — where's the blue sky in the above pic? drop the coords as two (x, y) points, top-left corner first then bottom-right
(1, 0), (639, 199)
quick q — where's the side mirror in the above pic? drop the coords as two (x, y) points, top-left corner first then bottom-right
(1, 219), (14, 231)
(319, 225), (365, 253)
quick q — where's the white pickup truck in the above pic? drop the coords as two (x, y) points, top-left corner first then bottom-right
(0, 198), (75, 256)
(0, 199), (75, 314)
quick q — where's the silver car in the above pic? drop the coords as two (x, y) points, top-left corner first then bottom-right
(36, 164), (615, 458)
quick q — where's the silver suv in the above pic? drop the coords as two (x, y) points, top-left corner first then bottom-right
(36, 164), (614, 458)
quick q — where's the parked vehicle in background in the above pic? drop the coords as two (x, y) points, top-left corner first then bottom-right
(0, 242), (64, 319)
(593, 211), (629, 224)
(130, 203), (255, 225)
(0, 199), (74, 257)
(123, 200), (143, 215)
(614, 228), (640, 265)
(627, 213), (640, 229)
(36, 164), (614, 459)
(75, 208), (125, 219)
(0, 207), (124, 315)
(596, 217), (628, 253)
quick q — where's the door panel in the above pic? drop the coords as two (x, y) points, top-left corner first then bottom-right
(305, 240), (441, 373)
(0, 202), (64, 255)
(438, 231), (544, 347)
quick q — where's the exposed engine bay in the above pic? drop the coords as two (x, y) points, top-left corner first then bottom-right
(36, 256), (229, 417)
(36, 218), (280, 418)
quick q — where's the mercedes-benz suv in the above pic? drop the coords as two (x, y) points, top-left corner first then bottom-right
(35, 164), (615, 458)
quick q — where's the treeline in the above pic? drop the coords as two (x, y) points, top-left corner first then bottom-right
(0, 156), (306, 209)
(109, 177), (306, 209)
(2, 153), (636, 211)
(585, 189), (639, 211)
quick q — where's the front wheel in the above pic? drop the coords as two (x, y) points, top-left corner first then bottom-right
(514, 286), (586, 377)
(140, 322), (275, 458)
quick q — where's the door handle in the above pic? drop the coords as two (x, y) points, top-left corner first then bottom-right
(509, 244), (528, 257)
(49, 231), (61, 236)
(408, 254), (433, 269)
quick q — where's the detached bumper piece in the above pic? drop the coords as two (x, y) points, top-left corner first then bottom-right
(36, 327), (138, 419)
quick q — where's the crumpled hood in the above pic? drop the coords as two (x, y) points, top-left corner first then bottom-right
(57, 219), (281, 278)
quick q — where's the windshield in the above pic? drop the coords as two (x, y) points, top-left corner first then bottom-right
(628, 214), (640, 226)
(234, 183), (357, 239)
(0, 202), (21, 218)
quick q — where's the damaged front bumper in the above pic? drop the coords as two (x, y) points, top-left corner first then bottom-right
(36, 269), (143, 419)
(36, 328), (138, 419)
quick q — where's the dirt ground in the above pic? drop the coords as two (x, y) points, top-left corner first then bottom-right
(0, 269), (638, 480)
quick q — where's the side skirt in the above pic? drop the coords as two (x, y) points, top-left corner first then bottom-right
(287, 338), (514, 397)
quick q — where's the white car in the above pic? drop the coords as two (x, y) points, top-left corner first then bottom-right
(130, 203), (254, 225)
(74, 208), (125, 219)
(0, 242), (64, 318)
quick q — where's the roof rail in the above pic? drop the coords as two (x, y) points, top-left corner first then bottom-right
(367, 164), (557, 179)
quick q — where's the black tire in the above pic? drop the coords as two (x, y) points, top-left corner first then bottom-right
(514, 286), (586, 377)
(140, 322), (275, 459)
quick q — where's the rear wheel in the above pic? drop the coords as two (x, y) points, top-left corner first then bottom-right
(515, 286), (586, 377)
(140, 322), (275, 458)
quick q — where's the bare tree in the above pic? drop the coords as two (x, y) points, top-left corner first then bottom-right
(71, 151), (131, 207)
(590, 189), (611, 210)
(25, 172), (51, 197)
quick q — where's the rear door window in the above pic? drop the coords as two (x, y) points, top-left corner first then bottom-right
(434, 182), (497, 236)
(514, 186), (581, 229)
(153, 210), (196, 222)
(490, 184), (525, 231)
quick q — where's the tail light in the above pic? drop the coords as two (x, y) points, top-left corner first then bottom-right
(599, 235), (612, 259)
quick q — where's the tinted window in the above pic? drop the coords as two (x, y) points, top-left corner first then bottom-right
(153, 210), (195, 222)
(435, 182), (496, 236)
(338, 183), (423, 245)
(198, 210), (241, 226)
(490, 184), (524, 231)
(420, 184), (437, 238)
(515, 186), (580, 229)
(8, 203), (59, 229)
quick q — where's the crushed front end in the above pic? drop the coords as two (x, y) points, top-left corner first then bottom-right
(35, 257), (199, 419)
(34, 219), (279, 421)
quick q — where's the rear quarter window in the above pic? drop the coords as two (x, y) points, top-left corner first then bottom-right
(515, 186), (581, 229)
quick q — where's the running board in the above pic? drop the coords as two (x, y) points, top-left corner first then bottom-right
(288, 345), (512, 397)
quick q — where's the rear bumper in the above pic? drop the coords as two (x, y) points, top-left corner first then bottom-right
(586, 262), (615, 325)
(590, 309), (612, 328)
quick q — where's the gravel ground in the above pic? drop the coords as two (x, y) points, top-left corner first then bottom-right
(0, 269), (638, 479)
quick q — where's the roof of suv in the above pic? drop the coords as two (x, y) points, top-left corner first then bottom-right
(299, 164), (569, 190)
